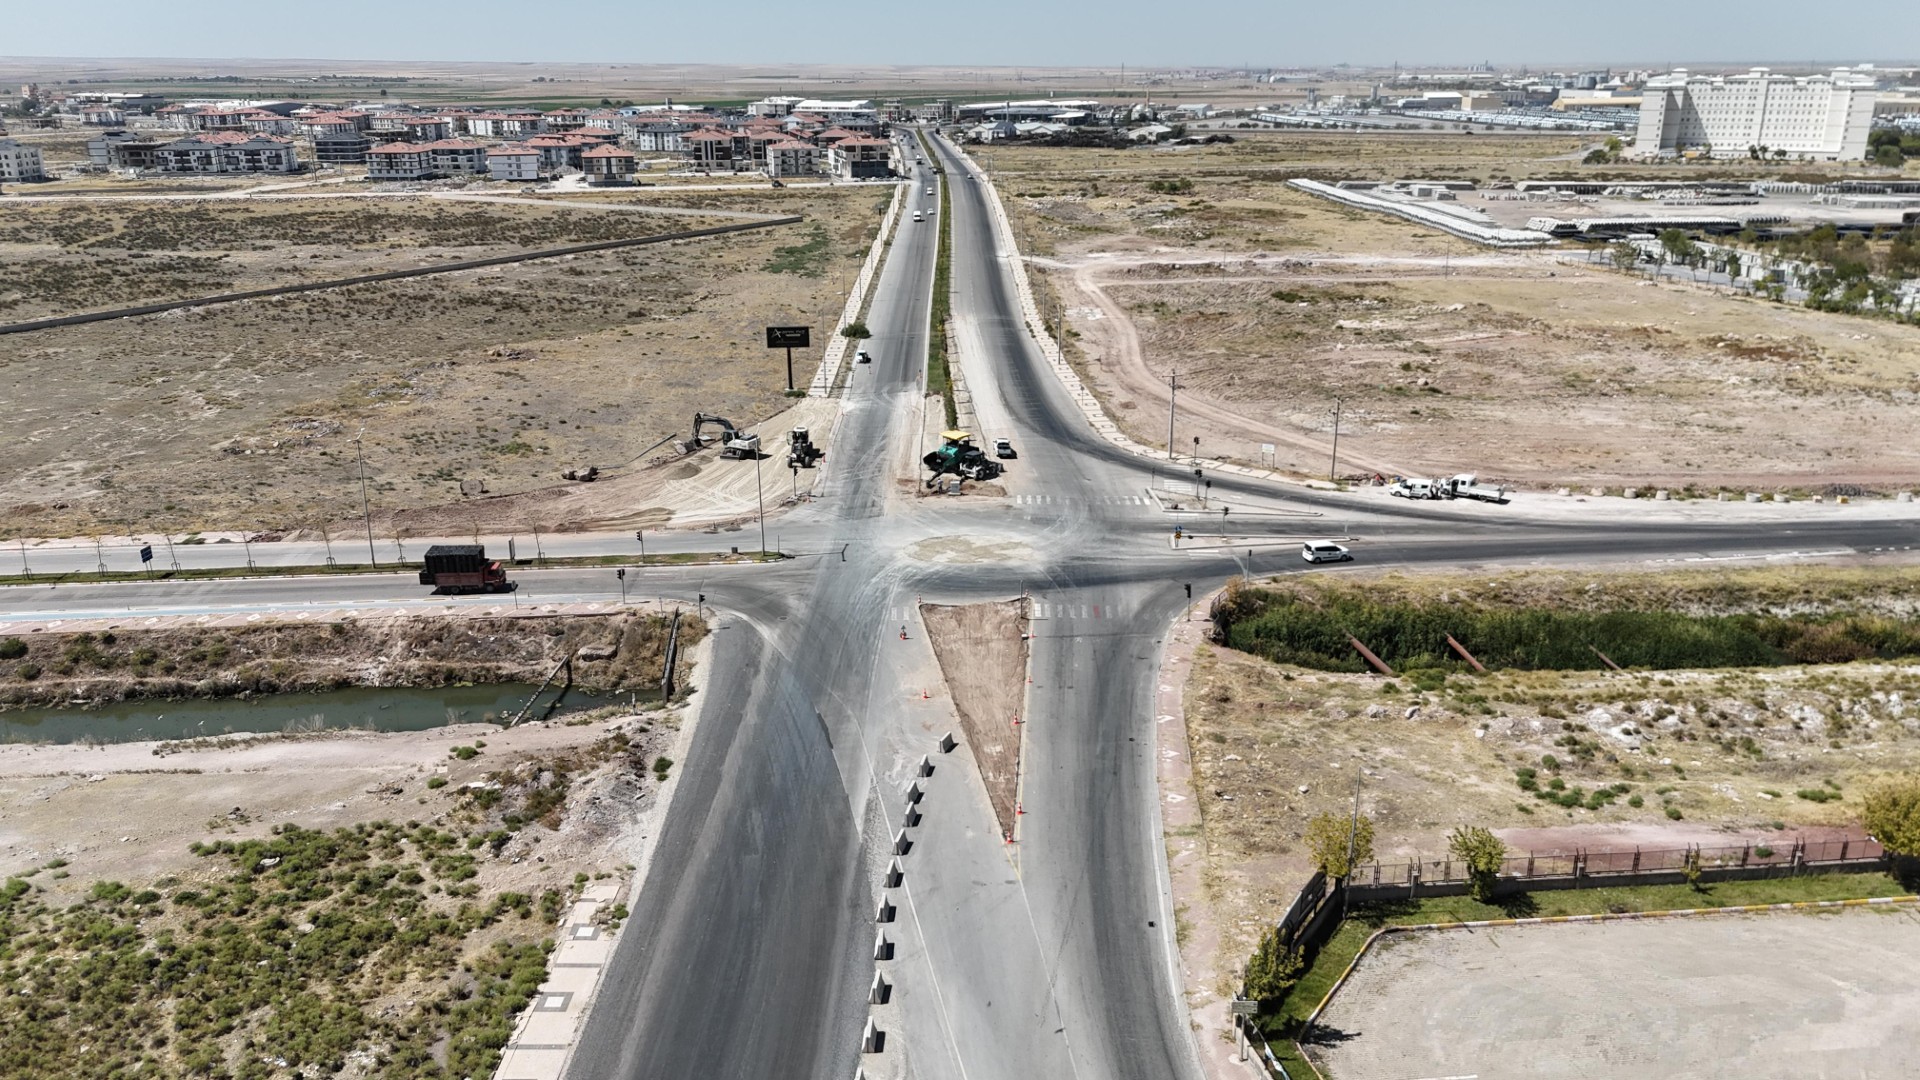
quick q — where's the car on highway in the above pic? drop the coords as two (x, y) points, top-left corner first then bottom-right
(856, 350), (872, 364)
(1302, 541), (1353, 564)
(994, 438), (1016, 459)
(912, 211), (922, 222)
(926, 187), (934, 195)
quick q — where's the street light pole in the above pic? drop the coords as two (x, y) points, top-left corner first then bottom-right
(754, 449), (767, 555)
(356, 428), (377, 567)
(1166, 369), (1177, 460)
(1329, 399), (1342, 485)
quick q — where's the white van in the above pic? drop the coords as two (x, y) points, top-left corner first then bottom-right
(912, 211), (923, 222)
(1302, 541), (1352, 564)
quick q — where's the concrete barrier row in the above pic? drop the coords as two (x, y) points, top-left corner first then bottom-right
(864, 727), (950, 1066)
(809, 181), (907, 398)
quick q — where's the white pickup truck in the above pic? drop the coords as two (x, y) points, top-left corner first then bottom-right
(1390, 474), (1508, 504)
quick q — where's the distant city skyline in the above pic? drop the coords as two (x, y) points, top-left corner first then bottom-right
(5, 0), (1915, 73)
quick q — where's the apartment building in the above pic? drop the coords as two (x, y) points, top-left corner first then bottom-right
(487, 144), (542, 182)
(1635, 66), (1878, 159)
(0, 139), (47, 182)
(765, 139), (820, 178)
(313, 132), (372, 166)
(826, 136), (893, 179)
(154, 132), (301, 174)
(580, 143), (638, 185)
(364, 138), (489, 181)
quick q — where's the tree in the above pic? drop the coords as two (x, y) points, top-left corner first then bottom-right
(1658, 228), (1699, 265)
(1243, 925), (1305, 1005)
(1609, 242), (1639, 271)
(1304, 811), (1373, 879)
(1448, 825), (1506, 901)
(1875, 144), (1905, 169)
(1862, 775), (1920, 855)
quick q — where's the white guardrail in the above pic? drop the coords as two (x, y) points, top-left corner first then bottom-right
(808, 181), (908, 397)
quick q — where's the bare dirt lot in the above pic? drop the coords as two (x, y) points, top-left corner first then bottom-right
(1315, 908), (1920, 1080)
(0, 187), (888, 539)
(987, 139), (1920, 490)
(1178, 564), (1920, 1003)
(0, 187), (883, 538)
(920, 599), (1029, 836)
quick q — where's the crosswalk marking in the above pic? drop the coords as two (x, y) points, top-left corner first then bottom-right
(1013, 494), (1151, 506)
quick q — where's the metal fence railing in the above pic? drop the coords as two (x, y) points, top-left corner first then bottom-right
(1347, 836), (1887, 890)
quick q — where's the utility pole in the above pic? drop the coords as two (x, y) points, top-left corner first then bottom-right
(1329, 398), (1342, 485)
(755, 448), (767, 555)
(356, 428), (377, 567)
(1166, 369), (1177, 460)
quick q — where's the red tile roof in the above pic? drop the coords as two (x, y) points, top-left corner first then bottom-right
(581, 144), (635, 158)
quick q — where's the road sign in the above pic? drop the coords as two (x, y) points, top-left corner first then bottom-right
(765, 326), (810, 349)
(1260, 443), (1275, 455)
(139, 544), (153, 563)
(1230, 999), (1260, 1017)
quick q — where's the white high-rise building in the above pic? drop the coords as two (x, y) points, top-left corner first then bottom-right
(1634, 66), (1878, 160)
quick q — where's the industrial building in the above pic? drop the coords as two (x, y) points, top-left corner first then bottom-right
(1634, 67), (1878, 160)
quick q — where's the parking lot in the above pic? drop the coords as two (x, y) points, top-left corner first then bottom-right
(1311, 907), (1920, 1080)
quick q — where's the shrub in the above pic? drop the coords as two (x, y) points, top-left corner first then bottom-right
(450, 745), (480, 761)
(1628, 794), (1644, 808)
(15, 663), (39, 681)
(840, 321), (871, 339)
(1242, 924), (1305, 1005)
(1448, 825), (1506, 901)
(426, 776), (448, 789)
(1304, 811), (1374, 878)
(1862, 776), (1920, 855)
(0, 638), (25, 659)
(1665, 806), (1684, 820)
(1795, 788), (1840, 804)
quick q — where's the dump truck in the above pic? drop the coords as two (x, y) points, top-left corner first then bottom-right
(922, 430), (1003, 488)
(788, 427), (824, 469)
(419, 544), (514, 594)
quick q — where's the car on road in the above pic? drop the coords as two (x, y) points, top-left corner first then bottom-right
(1302, 541), (1352, 564)
(926, 187), (934, 195)
(994, 438), (1016, 459)
(857, 350), (872, 364)
(912, 211), (922, 222)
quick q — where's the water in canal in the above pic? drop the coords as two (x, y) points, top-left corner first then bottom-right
(0, 683), (610, 745)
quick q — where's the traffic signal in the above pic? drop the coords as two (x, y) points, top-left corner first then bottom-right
(635, 531), (643, 542)
(1184, 583), (1191, 599)
(616, 568), (626, 579)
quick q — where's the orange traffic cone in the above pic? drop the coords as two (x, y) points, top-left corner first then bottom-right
(921, 688), (930, 700)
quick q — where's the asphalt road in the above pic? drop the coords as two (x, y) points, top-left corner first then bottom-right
(3, 130), (1919, 1080)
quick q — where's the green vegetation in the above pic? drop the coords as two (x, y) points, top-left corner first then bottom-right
(1213, 578), (1920, 674)
(1863, 775), (1920, 856)
(1447, 825), (1506, 901)
(1252, 872), (1909, 1071)
(840, 321), (871, 338)
(1303, 811), (1373, 878)
(0, 638), (24, 660)
(926, 145), (958, 428)
(0, 822), (564, 1079)
(763, 224), (832, 276)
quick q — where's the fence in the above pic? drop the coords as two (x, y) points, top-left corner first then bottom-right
(1345, 836), (1886, 901)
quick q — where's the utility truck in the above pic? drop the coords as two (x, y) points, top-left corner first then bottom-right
(922, 430), (1003, 487)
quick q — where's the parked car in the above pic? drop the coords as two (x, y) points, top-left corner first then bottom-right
(993, 438), (1016, 459)
(1301, 541), (1352, 564)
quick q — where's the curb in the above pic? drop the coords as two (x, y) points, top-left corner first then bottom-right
(1300, 892), (1920, 1034)
(808, 181), (907, 397)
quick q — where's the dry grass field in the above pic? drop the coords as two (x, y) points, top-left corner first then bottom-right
(1180, 564), (1920, 998)
(988, 137), (1920, 490)
(0, 188), (888, 538)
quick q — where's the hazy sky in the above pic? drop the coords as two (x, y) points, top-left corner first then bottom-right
(7, 0), (1911, 70)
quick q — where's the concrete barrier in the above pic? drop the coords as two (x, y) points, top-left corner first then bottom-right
(892, 830), (912, 856)
(870, 971), (892, 1005)
(939, 732), (957, 753)
(918, 755), (935, 777)
(874, 930), (893, 961)
(904, 808), (922, 828)
(876, 894), (895, 923)
(905, 781), (924, 804)
(1747, 492), (1764, 502)
(862, 1016), (884, 1053)
(885, 858), (904, 887)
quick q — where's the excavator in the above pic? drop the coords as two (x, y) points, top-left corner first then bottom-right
(688, 413), (762, 459)
(922, 430), (1003, 488)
